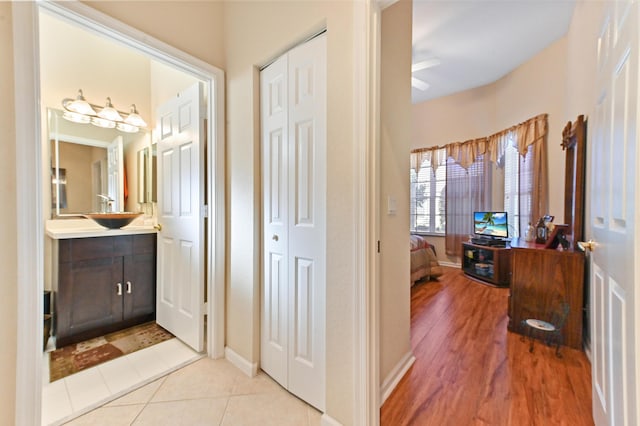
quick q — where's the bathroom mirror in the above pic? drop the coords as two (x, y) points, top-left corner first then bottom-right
(48, 108), (151, 217)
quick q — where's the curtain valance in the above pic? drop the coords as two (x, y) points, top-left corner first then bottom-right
(411, 113), (547, 174)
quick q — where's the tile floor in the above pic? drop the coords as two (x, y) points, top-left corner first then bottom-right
(42, 338), (202, 425)
(42, 339), (321, 425)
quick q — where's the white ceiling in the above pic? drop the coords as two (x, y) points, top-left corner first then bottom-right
(411, 0), (576, 104)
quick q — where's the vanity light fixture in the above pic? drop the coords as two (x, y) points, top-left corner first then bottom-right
(61, 89), (147, 133)
(124, 104), (146, 127)
(63, 89), (97, 115)
(97, 97), (124, 122)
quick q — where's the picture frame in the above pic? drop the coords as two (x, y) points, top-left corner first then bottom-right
(544, 224), (569, 249)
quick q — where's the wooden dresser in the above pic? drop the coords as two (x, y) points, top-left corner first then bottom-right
(508, 238), (585, 349)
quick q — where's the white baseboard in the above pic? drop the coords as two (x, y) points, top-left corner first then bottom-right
(440, 261), (460, 268)
(224, 346), (258, 377)
(321, 413), (343, 426)
(380, 351), (415, 405)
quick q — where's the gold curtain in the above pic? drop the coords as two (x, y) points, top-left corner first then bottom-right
(412, 113), (548, 170)
(410, 146), (448, 175)
(530, 135), (549, 223)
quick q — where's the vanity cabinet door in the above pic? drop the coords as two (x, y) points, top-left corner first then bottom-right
(123, 234), (157, 320)
(56, 254), (124, 347)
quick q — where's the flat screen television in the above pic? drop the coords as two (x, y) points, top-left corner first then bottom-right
(473, 211), (508, 239)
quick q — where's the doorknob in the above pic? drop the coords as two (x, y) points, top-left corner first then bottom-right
(577, 240), (596, 252)
(154, 223), (162, 231)
(272, 234), (279, 241)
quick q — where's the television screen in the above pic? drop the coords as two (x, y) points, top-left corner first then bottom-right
(473, 211), (508, 238)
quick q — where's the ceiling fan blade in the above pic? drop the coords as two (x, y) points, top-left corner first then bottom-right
(411, 77), (430, 91)
(411, 58), (441, 73)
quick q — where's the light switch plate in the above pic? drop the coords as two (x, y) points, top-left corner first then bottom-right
(387, 196), (397, 215)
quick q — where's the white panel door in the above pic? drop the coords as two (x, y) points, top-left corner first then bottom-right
(107, 136), (124, 211)
(590, 2), (638, 425)
(261, 54), (289, 386)
(286, 34), (326, 411)
(156, 83), (205, 352)
(260, 34), (326, 411)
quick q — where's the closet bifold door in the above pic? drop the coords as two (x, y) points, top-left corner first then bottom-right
(261, 53), (290, 389)
(260, 34), (326, 412)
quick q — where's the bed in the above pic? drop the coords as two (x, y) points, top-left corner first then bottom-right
(410, 235), (443, 285)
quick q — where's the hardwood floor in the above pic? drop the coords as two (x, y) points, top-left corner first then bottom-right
(380, 267), (593, 426)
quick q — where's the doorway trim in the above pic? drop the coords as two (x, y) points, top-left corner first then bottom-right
(12, 2), (225, 424)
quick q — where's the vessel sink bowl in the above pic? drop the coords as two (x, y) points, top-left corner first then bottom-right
(84, 212), (143, 229)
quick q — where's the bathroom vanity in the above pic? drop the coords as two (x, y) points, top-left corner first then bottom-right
(47, 220), (157, 347)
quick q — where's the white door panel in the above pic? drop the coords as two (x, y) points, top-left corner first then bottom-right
(286, 35), (326, 410)
(156, 82), (204, 352)
(261, 34), (326, 411)
(262, 54), (289, 386)
(591, 262), (607, 419)
(590, 2), (638, 425)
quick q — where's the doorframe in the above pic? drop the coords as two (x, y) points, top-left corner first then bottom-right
(12, 2), (226, 424)
(353, 0), (383, 424)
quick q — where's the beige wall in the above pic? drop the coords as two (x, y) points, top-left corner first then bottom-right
(85, 1), (225, 70)
(0, 1), (18, 423)
(566, 1), (602, 121)
(493, 37), (568, 220)
(380, 0), (412, 383)
(412, 37), (570, 262)
(222, 2), (358, 421)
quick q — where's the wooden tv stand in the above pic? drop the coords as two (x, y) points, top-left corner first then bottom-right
(461, 241), (511, 287)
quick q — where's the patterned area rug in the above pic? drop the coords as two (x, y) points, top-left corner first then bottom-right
(49, 322), (174, 382)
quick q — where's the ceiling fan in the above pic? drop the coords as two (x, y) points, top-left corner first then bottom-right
(411, 58), (441, 91)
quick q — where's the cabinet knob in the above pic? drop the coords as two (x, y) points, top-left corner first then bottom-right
(154, 224), (162, 232)
(126, 281), (132, 294)
(116, 283), (122, 296)
(272, 234), (279, 241)
(577, 240), (596, 252)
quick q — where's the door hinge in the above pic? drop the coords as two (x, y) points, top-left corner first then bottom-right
(201, 205), (208, 218)
(377, 240), (381, 253)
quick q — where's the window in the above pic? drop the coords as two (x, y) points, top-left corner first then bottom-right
(410, 149), (446, 234)
(503, 140), (533, 238)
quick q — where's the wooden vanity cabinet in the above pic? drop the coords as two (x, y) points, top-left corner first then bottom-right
(55, 234), (156, 347)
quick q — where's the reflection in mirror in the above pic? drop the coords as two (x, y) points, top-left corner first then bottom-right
(150, 143), (157, 203)
(137, 147), (149, 204)
(51, 140), (109, 213)
(136, 144), (157, 204)
(49, 108), (152, 217)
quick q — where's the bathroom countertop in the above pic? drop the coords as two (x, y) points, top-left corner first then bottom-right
(46, 218), (157, 239)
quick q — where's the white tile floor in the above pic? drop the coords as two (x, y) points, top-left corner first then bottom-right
(42, 338), (202, 425)
(42, 340), (322, 425)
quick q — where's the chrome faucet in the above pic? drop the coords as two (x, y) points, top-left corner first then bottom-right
(97, 194), (114, 213)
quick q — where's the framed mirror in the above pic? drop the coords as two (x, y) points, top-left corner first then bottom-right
(48, 108), (152, 217)
(561, 114), (586, 250)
